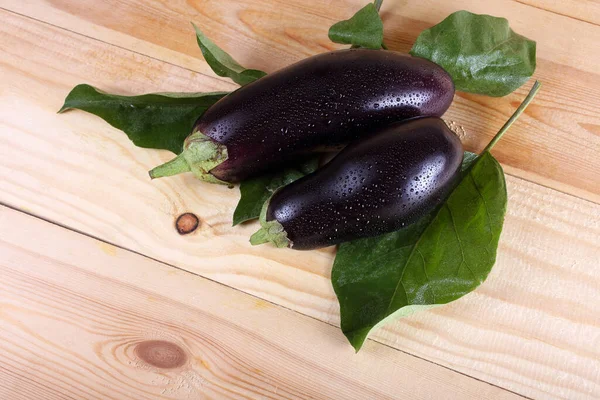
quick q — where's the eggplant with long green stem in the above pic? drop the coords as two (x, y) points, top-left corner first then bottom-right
(149, 48), (454, 184)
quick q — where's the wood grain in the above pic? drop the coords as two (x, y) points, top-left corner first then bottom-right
(0, 8), (599, 399)
(0, 205), (524, 400)
(2, 0), (599, 202)
(514, 0), (600, 25)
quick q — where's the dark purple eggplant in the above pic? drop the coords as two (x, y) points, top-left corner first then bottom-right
(250, 118), (463, 250)
(149, 49), (454, 183)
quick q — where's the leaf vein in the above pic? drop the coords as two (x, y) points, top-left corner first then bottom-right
(417, 248), (435, 303)
(469, 169), (494, 248)
(446, 203), (477, 280)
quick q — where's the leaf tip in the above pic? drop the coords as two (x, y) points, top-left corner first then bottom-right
(58, 83), (93, 113)
(343, 327), (370, 353)
(328, 2), (384, 49)
(349, 337), (366, 353)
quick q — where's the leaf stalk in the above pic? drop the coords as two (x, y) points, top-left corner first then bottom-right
(373, 0), (383, 12)
(482, 81), (541, 154)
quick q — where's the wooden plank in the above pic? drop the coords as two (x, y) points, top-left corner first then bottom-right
(0, 205), (524, 400)
(1, 8), (599, 400)
(514, 0), (600, 26)
(2, 0), (599, 203)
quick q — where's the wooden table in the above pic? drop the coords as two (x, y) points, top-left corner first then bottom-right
(0, 0), (599, 399)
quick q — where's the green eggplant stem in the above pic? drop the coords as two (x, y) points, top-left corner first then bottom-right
(148, 130), (229, 184)
(149, 153), (190, 179)
(250, 197), (291, 248)
(250, 221), (290, 248)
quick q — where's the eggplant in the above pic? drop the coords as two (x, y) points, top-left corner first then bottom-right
(149, 49), (454, 183)
(250, 118), (463, 250)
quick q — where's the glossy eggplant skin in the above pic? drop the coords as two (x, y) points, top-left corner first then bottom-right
(265, 118), (463, 250)
(196, 49), (454, 182)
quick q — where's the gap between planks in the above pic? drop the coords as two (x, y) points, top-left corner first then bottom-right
(512, 0), (600, 27)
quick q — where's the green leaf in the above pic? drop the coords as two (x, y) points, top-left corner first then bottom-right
(328, 2), (384, 50)
(233, 158), (319, 226)
(332, 81), (541, 351)
(59, 84), (228, 154)
(332, 151), (506, 351)
(410, 10), (536, 97)
(193, 23), (267, 86)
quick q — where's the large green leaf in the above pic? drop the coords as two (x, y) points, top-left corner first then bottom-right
(332, 151), (506, 351)
(193, 23), (267, 86)
(328, 1), (385, 50)
(233, 158), (319, 226)
(410, 10), (536, 97)
(333, 81), (541, 351)
(59, 84), (228, 154)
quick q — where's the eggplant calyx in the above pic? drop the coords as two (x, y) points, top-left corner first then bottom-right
(148, 130), (228, 184)
(250, 198), (292, 248)
(250, 220), (290, 248)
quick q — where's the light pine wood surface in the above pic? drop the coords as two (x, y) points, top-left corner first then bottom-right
(0, 1), (599, 399)
(0, 206), (524, 400)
